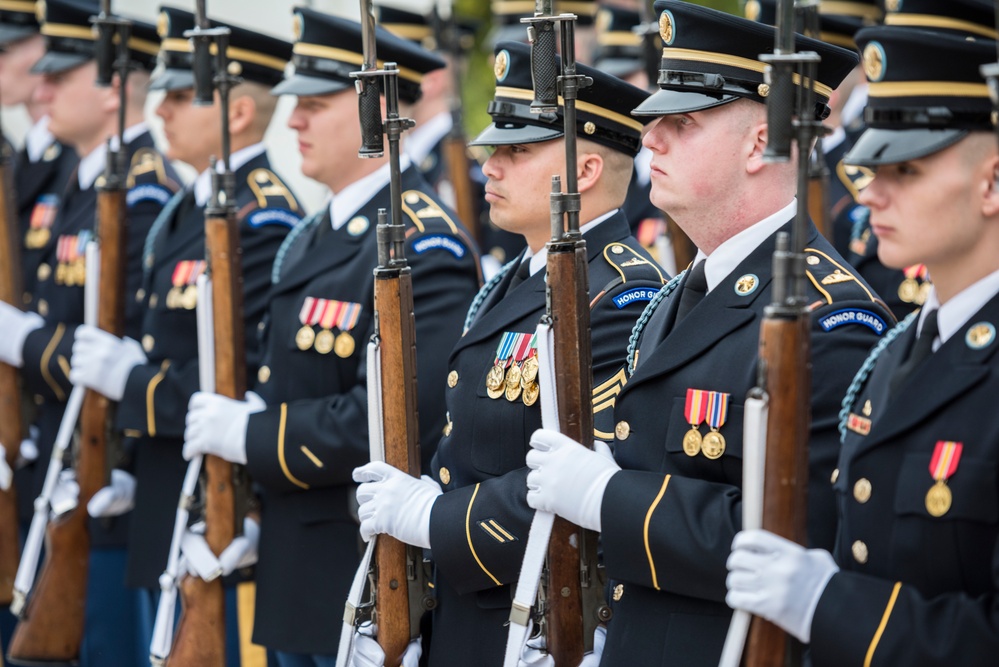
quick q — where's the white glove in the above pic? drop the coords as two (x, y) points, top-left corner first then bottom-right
(518, 624), (606, 667)
(183, 391), (265, 464)
(725, 529), (839, 643)
(525, 429), (620, 532)
(181, 516), (260, 581)
(350, 630), (421, 667)
(353, 461), (442, 549)
(0, 301), (43, 367)
(69, 324), (147, 401)
(87, 469), (136, 517)
(0, 444), (10, 491)
(49, 468), (79, 516)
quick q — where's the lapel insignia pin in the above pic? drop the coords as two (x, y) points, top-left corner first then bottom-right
(346, 216), (369, 236)
(734, 274), (758, 296)
(966, 322), (995, 349)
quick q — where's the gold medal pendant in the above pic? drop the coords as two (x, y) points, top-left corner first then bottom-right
(522, 381), (539, 406)
(295, 325), (316, 351)
(487, 386), (505, 400)
(486, 365), (506, 392)
(916, 281), (931, 306)
(505, 381), (522, 402)
(521, 356), (539, 385)
(182, 285), (198, 310)
(925, 480), (952, 517)
(898, 278), (918, 303)
(166, 286), (180, 309)
(682, 428), (702, 457)
(701, 430), (726, 459)
(314, 329), (335, 355)
(334, 331), (355, 358)
(75, 261), (86, 286)
(505, 363), (522, 389)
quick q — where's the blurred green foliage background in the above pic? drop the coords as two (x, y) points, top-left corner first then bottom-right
(453, 0), (741, 134)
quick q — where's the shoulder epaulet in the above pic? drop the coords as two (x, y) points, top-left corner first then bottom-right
(247, 168), (300, 212)
(835, 158), (875, 201)
(400, 189), (459, 234)
(125, 147), (178, 207)
(602, 242), (667, 285)
(804, 248), (879, 304)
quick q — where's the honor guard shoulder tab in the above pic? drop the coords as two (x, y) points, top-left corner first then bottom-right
(401, 189), (470, 260)
(126, 148), (179, 208)
(598, 241), (668, 309)
(243, 168), (303, 230)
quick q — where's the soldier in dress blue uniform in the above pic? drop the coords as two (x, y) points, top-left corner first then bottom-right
(0, 0), (180, 663)
(378, 4), (525, 280)
(181, 9), (481, 666)
(841, 0), (997, 320)
(727, 25), (999, 667)
(522, 3), (893, 666)
(64, 6), (301, 663)
(351, 40), (668, 667)
(0, 0), (79, 310)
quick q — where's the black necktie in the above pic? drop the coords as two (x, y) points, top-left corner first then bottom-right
(506, 259), (532, 294)
(674, 260), (708, 323)
(890, 309), (939, 394)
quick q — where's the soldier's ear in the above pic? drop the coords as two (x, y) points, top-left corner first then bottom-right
(228, 94), (255, 136)
(745, 118), (769, 175)
(982, 153), (999, 217)
(575, 150), (603, 194)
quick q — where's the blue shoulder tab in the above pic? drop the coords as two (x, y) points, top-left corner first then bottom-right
(246, 207), (302, 229)
(411, 234), (467, 259)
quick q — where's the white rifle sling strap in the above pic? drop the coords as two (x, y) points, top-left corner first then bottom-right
(718, 394), (769, 667)
(11, 241), (101, 616)
(335, 337), (384, 667)
(502, 320), (559, 667)
(150, 274), (214, 664)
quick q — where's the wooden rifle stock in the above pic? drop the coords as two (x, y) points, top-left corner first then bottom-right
(545, 239), (596, 666)
(373, 220), (423, 666)
(743, 311), (811, 667)
(667, 216), (696, 271)
(0, 145), (23, 606)
(167, 201), (245, 667)
(7, 174), (127, 665)
(807, 159), (831, 242)
(441, 136), (480, 245)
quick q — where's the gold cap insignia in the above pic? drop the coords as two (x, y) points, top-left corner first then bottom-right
(885, 0), (901, 12)
(596, 8), (611, 34)
(228, 60), (242, 76)
(744, 0), (761, 22)
(35, 0), (45, 23)
(292, 12), (303, 41)
(157, 11), (169, 38)
(734, 274), (759, 296)
(966, 322), (996, 349)
(494, 49), (510, 82)
(347, 216), (369, 236)
(862, 42), (885, 82)
(583, 121), (596, 135)
(757, 83), (770, 98)
(659, 9), (674, 45)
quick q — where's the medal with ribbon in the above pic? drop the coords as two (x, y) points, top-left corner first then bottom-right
(56, 232), (90, 286)
(701, 391), (730, 460)
(520, 333), (540, 406)
(25, 194), (58, 249)
(683, 389), (709, 456)
(898, 264), (930, 305)
(504, 332), (536, 402)
(167, 260), (205, 310)
(313, 300), (362, 357)
(926, 440), (962, 517)
(296, 297), (322, 351)
(486, 332), (517, 399)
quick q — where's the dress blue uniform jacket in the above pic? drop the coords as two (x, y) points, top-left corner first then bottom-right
(810, 291), (999, 666)
(597, 220), (893, 667)
(242, 166), (481, 655)
(113, 151), (301, 588)
(16, 131), (180, 548)
(425, 211), (667, 667)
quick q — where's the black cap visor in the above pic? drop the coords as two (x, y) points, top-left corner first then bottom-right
(0, 25), (36, 48)
(271, 72), (350, 97)
(30, 50), (89, 75)
(469, 121), (563, 147)
(632, 87), (741, 116)
(149, 68), (195, 92)
(844, 127), (969, 167)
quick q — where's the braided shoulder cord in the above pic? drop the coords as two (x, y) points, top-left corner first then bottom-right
(625, 270), (686, 376)
(837, 310), (918, 442)
(462, 259), (519, 334)
(271, 211), (323, 284)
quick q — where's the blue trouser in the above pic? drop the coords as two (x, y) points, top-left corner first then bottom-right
(81, 546), (143, 666)
(274, 651), (337, 667)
